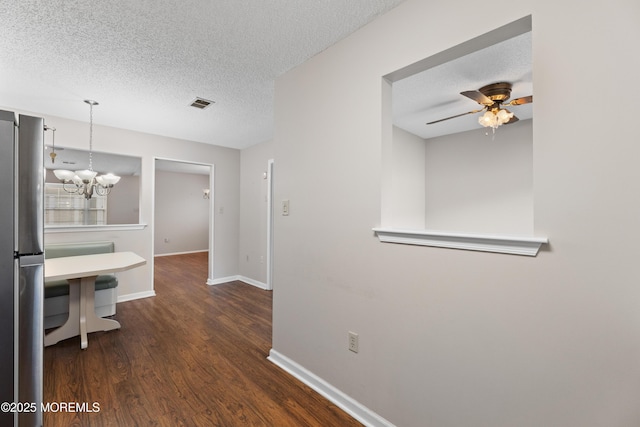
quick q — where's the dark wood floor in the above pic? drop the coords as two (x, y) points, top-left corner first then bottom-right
(44, 252), (361, 426)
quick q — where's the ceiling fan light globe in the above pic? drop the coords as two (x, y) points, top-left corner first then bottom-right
(479, 111), (497, 128)
(496, 109), (514, 124)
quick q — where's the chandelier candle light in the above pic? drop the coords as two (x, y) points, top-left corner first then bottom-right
(53, 100), (120, 199)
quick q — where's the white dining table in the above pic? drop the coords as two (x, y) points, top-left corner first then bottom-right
(44, 251), (146, 349)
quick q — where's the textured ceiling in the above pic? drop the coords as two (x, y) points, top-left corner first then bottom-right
(1, 0), (406, 150)
(393, 31), (532, 140)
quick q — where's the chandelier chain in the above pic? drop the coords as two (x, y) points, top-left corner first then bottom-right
(53, 99), (120, 200)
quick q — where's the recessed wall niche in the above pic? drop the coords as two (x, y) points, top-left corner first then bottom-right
(377, 16), (547, 256)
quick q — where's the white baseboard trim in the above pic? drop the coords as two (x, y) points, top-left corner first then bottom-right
(207, 275), (239, 286)
(237, 275), (268, 290)
(267, 349), (395, 427)
(154, 249), (208, 257)
(207, 275), (269, 290)
(117, 290), (156, 303)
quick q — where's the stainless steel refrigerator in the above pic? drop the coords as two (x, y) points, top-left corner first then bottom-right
(0, 110), (45, 427)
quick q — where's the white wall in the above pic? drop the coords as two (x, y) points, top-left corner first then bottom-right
(239, 140), (274, 285)
(17, 110), (241, 300)
(389, 119), (532, 234)
(389, 126), (425, 229)
(154, 170), (209, 255)
(424, 119), (532, 234)
(272, 1), (640, 427)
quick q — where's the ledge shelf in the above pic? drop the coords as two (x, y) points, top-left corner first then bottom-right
(45, 224), (148, 233)
(372, 228), (548, 256)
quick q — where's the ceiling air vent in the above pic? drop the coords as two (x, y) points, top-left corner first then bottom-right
(189, 97), (214, 110)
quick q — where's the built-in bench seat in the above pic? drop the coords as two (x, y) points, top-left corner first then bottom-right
(44, 241), (118, 329)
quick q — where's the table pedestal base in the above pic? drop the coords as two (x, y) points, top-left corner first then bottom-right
(44, 276), (120, 349)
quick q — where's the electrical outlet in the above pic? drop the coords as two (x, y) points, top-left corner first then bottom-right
(348, 331), (359, 353)
(282, 200), (290, 216)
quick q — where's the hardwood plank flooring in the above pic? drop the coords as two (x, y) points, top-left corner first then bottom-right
(44, 252), (361, 426)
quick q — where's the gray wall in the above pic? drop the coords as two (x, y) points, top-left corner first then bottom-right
(154, 170), (209, 255)
(389, 119), (532, 234)
(272, 1), (640, 426)
(239, 140), (274, 286)
(107, 174), (140, 224)
(424, 119), (532, 234)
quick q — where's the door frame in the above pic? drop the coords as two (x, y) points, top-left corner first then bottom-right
(266, 159), (274, 290)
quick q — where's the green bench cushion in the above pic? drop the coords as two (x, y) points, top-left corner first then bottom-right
(44, 241), (118, 298)
(45, 241), (115, 259)
(44, 275), (118, 298)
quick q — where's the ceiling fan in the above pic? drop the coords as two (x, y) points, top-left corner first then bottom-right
(426, 82), (532, 130)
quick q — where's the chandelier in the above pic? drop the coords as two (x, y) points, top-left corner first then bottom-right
(53, 100), (120, 199)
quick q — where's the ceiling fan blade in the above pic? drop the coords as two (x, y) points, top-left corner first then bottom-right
(460, 90), (493, 106)
(505, 114), (519, 124)
(426, 109), (484, 125)
(505, 95), (532, 106)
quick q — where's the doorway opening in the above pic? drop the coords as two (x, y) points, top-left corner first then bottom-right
(153, 158), (214, 285)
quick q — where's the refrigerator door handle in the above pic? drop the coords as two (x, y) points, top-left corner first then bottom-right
(16, 115), (44, 256)
(18, 254), (45, 267)
(17, 260), (43, 427)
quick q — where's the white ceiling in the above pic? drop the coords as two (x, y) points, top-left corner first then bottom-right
(392, 31), (532, 140)
(1, 0), (407, 150)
